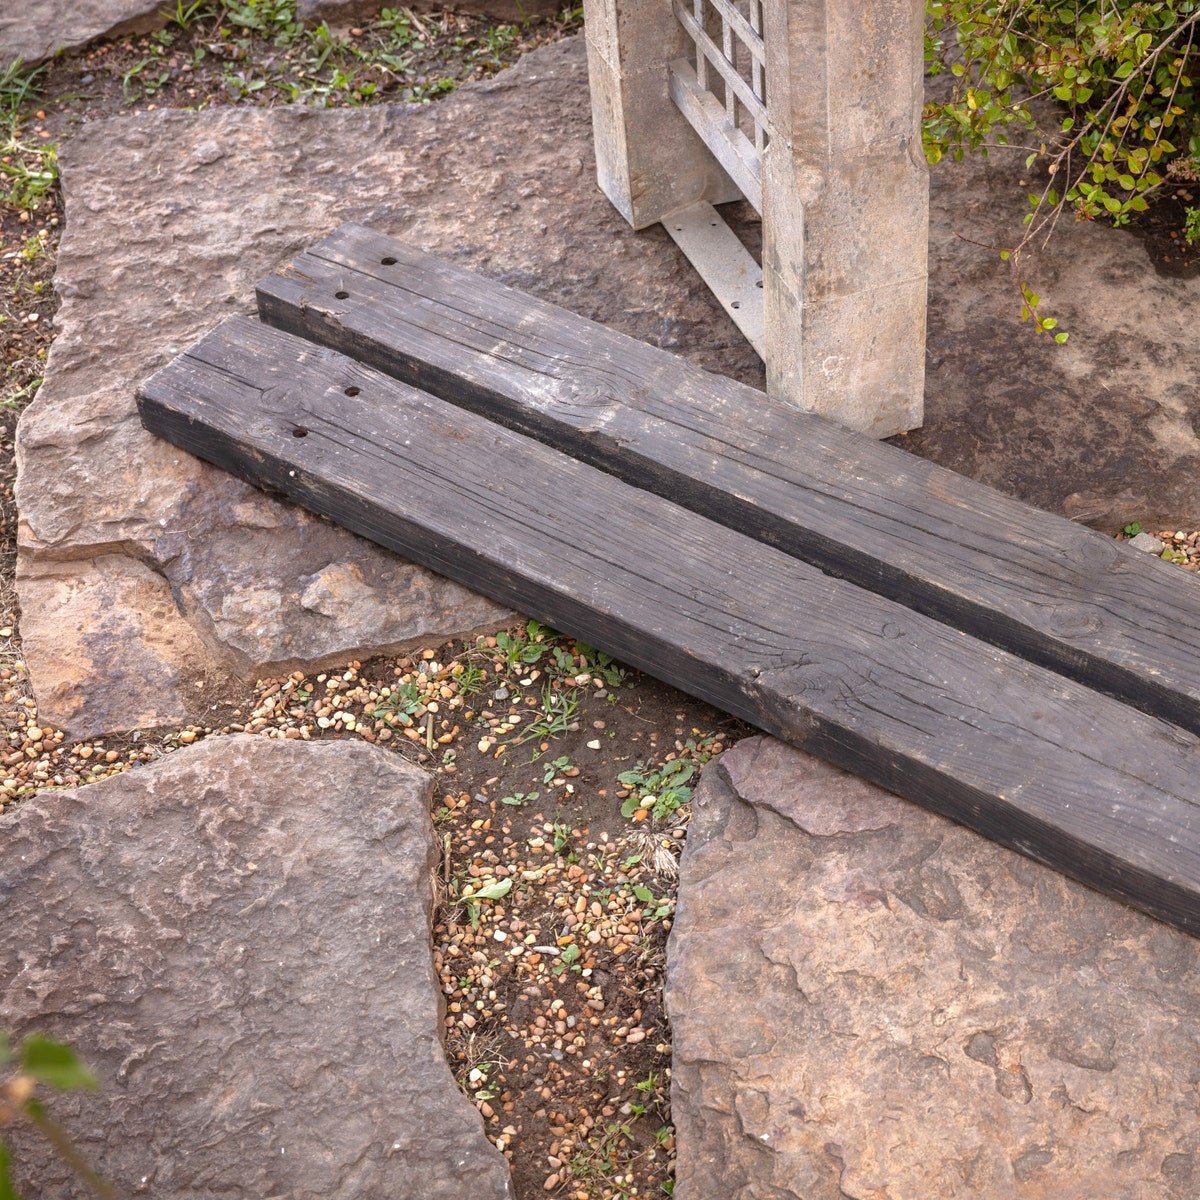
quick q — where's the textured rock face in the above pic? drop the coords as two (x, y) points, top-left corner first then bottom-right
(0, 735), (513, 1200)
(668, 736), (1200, 1200)
(0, 0), (162, 67)
(19, 37), (1200, 741)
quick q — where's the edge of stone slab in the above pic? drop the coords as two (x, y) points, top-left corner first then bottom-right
(1, 0), (565, 67)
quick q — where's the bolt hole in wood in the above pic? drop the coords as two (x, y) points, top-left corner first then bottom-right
(345, 386), (361, 396)
(381, 257), (397, 265)
(731, 301), (741, 309)
(335, 290), (350, 299)
(292, 427), (308, 438)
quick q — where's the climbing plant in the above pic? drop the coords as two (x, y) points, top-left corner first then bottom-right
(923, 0), (1200, 337)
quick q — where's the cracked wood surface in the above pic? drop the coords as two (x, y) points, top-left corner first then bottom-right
(254, 224), (1200, 740)
(139, 314), (1200, 936)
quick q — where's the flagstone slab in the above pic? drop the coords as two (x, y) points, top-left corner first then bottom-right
(0, 734), (513, 1199)
(667, 736), (1200, 1200)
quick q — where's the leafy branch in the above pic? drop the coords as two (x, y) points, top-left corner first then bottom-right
(925, 0), (1200, 337)
(0, 1033), (113, 1200)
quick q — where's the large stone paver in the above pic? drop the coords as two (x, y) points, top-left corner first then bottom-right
(0, 0), (161, 67)
(19, 37), (1200, 741)
(667, 736), (1200, 1200)
(0, 734), (513, 1199)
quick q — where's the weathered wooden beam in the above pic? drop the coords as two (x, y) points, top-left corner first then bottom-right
(139, 315), (1200, 936)
(256, 225), (1200, 739)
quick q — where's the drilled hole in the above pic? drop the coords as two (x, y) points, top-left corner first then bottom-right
(335, 290), (350, 299)
(756, 280), (763, 288)
(292, 427), (308, 438)
(345, 386), (361, 397)
(731, 301), (741, 310)
(381, 256), (397, 266)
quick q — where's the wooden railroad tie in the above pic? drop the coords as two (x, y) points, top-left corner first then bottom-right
(139, 224), (1200, 936)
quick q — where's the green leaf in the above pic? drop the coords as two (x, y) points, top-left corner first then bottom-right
(1054, 332), (1069, 344)
(633, 885), (654, 903)
(560, 944), (581, 964)
(0, 1141), (16, 1200)
(620, 795), (640, 819)
(19, 1036), (99, 1092)
(472, 878), (512, 902)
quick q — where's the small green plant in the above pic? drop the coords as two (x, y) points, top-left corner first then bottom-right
(464, 1058), (502, 1102)
(1186, 205), (1200, 244)
(542, 755), (573, 785)
(629, 882), (673, 925)
(515, 684), (579, 744)
(0, 61), (58, 213)
(0, 60), (45, 117)
(553, 942), (582, 975)
(492, 620), (551, 669)
(368, 679), (422, 725)
(163, 0), (215, 30)
(1123, 521), (1143, 538)
(499, 789), (539, 807)
(453, 661), (486, 696)
(551, 821), (572, 855)
(1, 1033), (113, 1199)
(619, 758), (696, 821)
(461, 877), (512, 929)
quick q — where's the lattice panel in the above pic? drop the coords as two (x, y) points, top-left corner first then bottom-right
(669, 0), (767, 212)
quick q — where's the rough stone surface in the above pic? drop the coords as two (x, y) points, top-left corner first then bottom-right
(20, 37), (1200, 741)
(0, 0), (162, 67)
(667, 736), (1200, 1200)
(0, 0), (559, 66)
(0, 735), (513, 1200)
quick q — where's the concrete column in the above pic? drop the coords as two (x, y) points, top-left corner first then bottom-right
(583, 0), (742, 230)
(761, 0), (928, 436)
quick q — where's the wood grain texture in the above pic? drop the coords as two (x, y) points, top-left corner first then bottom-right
(139, 314), (1200, 936)
(255, 223), (1200, 737)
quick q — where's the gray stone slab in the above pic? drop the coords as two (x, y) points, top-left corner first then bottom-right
(0, 734), (513, 1199)
(18, 37), (1200, 742)
(667, 736), (1200, 1200)
(0, 0), (162, 68)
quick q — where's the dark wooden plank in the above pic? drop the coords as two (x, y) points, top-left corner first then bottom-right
(256, 222), (1200, 736)
(139, 315), (1200, 935)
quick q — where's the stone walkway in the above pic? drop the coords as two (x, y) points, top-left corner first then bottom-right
(668, 738), (1200, 1199)
(1, 736), (513, 1198)
(5, 24), (1200, 1200)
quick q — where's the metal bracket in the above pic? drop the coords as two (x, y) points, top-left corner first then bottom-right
(662, 201), (765, 358)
